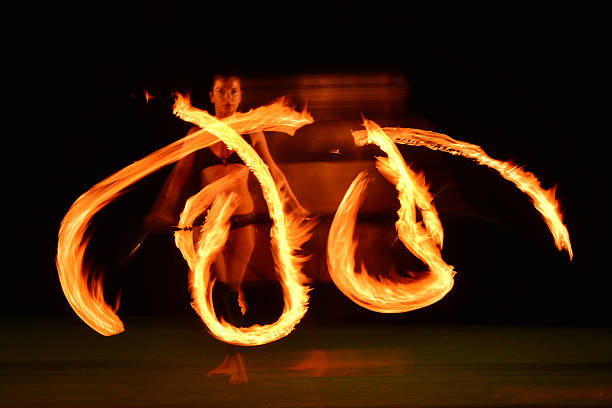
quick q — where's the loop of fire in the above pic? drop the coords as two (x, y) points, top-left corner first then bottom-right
(56, 95), (315, 338)
(172, 95), (316, 346)
(56, 75), (572, 343)
(327, 119), (455, 313)
(328, 120), (572, 314)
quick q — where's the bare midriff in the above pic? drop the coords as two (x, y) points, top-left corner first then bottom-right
(201, 163), (254, 214)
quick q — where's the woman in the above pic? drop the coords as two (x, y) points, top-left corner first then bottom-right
(144, 74), (308, 384)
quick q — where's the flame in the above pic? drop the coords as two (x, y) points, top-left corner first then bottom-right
(56, 94), (314, 336)
(172, 94), (316, 346)
(327, 119), (455, 313)
(144, 89), (155, 103)
(353, 126), (573, 260)
(328, 121), (572, 314)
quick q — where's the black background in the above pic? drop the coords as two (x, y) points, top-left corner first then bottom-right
(7, 3), (606, 326)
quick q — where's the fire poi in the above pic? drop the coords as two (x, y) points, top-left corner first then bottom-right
(172, 94), (316, 346)
(56, 94), (314, 339)
(56, 92), (573, 344)
(327, 120), (572, 314)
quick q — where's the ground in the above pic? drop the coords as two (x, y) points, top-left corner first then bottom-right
(2, 315), (611, 407)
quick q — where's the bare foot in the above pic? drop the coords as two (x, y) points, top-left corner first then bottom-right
(206, 353), (234, 376)
(206, 353), (248, 384)
(229, 353), (248, 384)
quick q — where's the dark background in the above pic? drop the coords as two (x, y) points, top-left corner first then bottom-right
(7, 3), (605, 326)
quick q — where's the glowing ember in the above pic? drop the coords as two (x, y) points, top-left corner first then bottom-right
(353, 126), (573, 259)
(172, 94), (316, 346)
(56, 95), (314, 337)
(327, 119), (456, 313)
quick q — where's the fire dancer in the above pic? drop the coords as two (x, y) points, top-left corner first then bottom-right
(143, 73), (308, 384)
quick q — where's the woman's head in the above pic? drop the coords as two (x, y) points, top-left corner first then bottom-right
(209, 74), (242, 118)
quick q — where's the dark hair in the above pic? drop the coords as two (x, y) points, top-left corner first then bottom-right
(210, 69), (243, 91)
(185, 69), (244, 111)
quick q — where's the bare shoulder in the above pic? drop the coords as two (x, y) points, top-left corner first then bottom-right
(249, 131), (266, 145)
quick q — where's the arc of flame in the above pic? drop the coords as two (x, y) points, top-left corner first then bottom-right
(172, 95), (316, 346)
(353, 126), (573, 260)
(327, 119), (456, 313)
(56, 95), (314, 336)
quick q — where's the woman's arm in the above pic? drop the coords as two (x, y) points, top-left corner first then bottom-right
(142, 127), (200, 232)
(250, 131), (310, 217)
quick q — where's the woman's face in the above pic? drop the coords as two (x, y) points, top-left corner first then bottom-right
(209, 76), (242, 118)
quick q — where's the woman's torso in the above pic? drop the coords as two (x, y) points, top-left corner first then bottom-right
(198, 135), (254, 214)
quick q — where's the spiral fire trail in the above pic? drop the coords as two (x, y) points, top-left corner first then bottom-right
(172, 94), (316, 346)
(56, 95), (314, 336)
(353, 126), (572, 260)
(327, 119), (455, 313)
(328, 121), (572, 315)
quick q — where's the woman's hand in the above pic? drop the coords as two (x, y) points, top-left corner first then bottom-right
(277, 180), (311, 218)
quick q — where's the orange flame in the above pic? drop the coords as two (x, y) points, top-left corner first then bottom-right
(172, 94), (316, 346)
(353, 126), (573, 260)
(327, 119), (456, 313)
(144, 89), (155, 103)
(56, 95), (314, 336)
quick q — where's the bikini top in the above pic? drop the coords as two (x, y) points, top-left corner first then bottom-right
(195, 134), (253, 168)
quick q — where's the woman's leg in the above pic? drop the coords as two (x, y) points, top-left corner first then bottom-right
(206, 223), (255, 384)
(223, 223), (255, 290)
